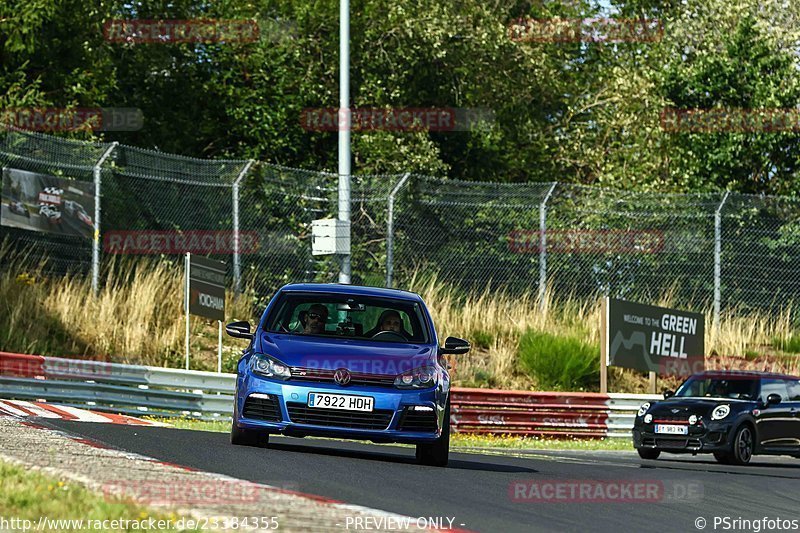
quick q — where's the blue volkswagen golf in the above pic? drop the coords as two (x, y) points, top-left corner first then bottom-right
(225, 283), (470, 466)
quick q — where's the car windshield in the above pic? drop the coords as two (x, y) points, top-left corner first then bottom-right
(265, 292), (429, 343)
(674, 376), (758, 400)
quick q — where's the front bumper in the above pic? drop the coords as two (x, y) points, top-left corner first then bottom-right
(633, 422), (734, 452)
(234, 372), (446, 444)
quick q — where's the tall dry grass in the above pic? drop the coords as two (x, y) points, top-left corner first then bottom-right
(408, 273), (800, 391)
(0, 242), (253, 368)
(2, 242), (798, 389)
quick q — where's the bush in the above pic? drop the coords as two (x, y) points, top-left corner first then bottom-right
(518, 330), (599, 391)
(773, 334), (800, 353)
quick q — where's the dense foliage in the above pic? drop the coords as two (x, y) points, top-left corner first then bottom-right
(2, 0), (800, 191)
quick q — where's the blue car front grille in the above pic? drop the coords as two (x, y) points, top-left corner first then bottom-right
(286, 402), (394, 430)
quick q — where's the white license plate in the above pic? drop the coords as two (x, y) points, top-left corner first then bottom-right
(308, 392), (374, 412)
(655, 424), (688, 435)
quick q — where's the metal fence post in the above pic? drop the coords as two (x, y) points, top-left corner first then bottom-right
(714, 191), (731, 331)
(538, 182), (558, 310)
(91, 142), (118, 295)
(232, 159), (254, 295)
(386, 172), (411, 288)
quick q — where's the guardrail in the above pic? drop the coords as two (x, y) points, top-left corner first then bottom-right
(0, 352), (659, 437)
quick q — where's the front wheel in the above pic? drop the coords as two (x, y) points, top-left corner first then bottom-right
(416, 401), (450, 467)
(729, 425), (754, 465)
(230, 423), (268, 447)
(637, 448), (660, 460)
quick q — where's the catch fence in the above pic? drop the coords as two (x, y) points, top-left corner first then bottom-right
(2, 128), (800, 322)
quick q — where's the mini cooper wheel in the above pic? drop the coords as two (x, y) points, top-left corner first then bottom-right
(637, 448), (660, 460)
(729, 425), (754, 465)
(231, 423), (269, 447)
(416, 400), (450, 467)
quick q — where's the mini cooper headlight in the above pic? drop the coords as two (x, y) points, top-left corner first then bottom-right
(637, 402), (651, 417)
(250, 354), (291, 380)
(688, 414), (698, 425)
(711, 404), (731, 421)
(644, 414), (653, 424)
(394, 366), (437, 389)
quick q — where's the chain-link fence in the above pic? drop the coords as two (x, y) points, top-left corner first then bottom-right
(2, 128), (800, 323)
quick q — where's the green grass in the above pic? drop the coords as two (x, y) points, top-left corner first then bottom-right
(773, 333), (800, 353)
(518, 329), (599, 391)
(0, 460), (197, 532)
(148, 417), (632, 451)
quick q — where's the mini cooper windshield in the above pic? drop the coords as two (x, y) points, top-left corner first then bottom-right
(674, 376), (759, 400)
(264, 293), (429, 343)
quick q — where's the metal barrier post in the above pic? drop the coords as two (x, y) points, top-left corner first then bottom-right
(386, 173), (411, 288)
(714, 191), (731, 332)
(91, 142), (118, 294)
(232, 160), (254, 295)
(538, 182), (557, 310)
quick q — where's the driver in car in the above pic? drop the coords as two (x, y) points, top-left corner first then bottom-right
(302, 304), (329, 335)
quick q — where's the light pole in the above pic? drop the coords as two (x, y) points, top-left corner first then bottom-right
(338, 0), (352, 283)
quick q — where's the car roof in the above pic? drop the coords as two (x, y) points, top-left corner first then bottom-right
(693, 370), (799, 380)
(277, 283), (423, 302)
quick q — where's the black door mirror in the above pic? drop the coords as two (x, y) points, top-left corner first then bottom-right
(226, 320), (253, 340)
(440, 336), (470, 355)
(663, 390), (675, 399)
(766, 393), (782, 406)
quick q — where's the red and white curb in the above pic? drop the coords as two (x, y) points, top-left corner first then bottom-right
(0, 399), (165, 426)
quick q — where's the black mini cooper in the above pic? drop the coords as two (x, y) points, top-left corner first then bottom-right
(633, 371), (800, 465)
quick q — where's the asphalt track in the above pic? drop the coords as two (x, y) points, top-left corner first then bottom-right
(40, 420), (800, 532)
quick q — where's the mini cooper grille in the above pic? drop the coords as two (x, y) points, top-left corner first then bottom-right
(286, 402), (393, 430)
(652, 416), (690, 424)
(289, 367), (396, 387)
(397, 408), (438, 432)
(243, 395), (282, 422)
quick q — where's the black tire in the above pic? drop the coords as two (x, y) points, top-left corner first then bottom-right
(713, 451), (732, 464)
(230, 423), (268, 447)
(416, 400), (450, 467)
(637, 448), (660, 460)
(729, 425), (754, 465)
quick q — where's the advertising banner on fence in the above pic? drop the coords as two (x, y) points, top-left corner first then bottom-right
(1, 167), (95, 240)
(606, 298), (705, 377)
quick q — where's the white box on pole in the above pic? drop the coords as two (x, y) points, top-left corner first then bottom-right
(311, 219), (350, 255)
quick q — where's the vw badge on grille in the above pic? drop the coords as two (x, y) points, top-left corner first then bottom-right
(334, 368), (351, 386)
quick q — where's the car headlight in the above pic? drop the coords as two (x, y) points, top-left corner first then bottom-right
(688, 414), (698, 425)
(394, 366), (438, 389)
(250, 354), (291, 380)
(637, 402), (651, 417)
(644, 414), (653, 424)
(711, 404), (730, 420)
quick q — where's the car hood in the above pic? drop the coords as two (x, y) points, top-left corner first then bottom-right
(650, 398), (742, 417)
(256, 332), (435, 375)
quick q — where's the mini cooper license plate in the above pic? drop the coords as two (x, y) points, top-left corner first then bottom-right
(308, 392), (374, 412)
(655, 424), (688, 435)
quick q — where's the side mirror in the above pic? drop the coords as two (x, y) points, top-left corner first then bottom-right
(440, 336), (470, 355)
(766, 393), (782, 406)
(663, 390), (675, 399)
(226, 320), (253, 340)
